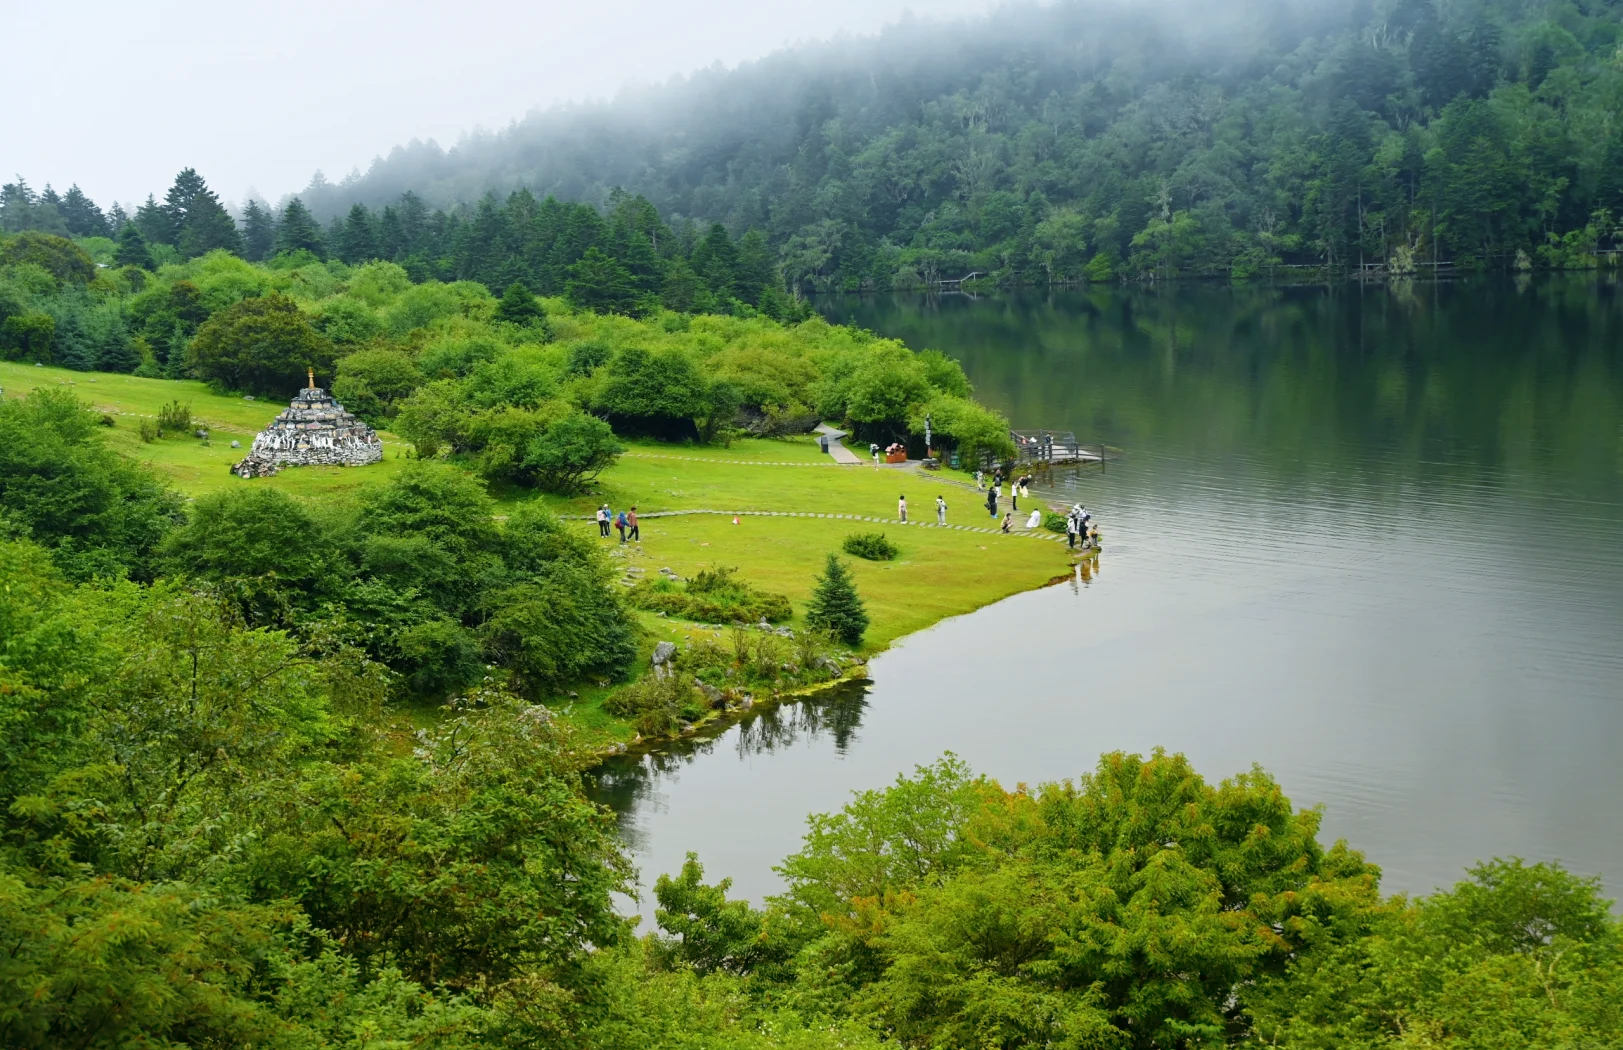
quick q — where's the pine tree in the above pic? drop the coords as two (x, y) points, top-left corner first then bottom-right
(60, 185), (109, 238)
(494, 281), (549, 333)
(337, 203), (377, 264)
(178, 190), (242, 258)
(240, 199), (276, 261)
(275, 198), (325, 258)
(107, 202), (130, 233)
(806, 554), (868, 647)
(134, 194), (174, 246)
(0, 178), (38, 234)
(161, 168), (208, 234)
(114, 224), (155, 270)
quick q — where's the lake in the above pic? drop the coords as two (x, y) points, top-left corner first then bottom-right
(590, 278), (1623, 916)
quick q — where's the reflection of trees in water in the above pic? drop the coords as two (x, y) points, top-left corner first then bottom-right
(582, 680), (872, 844)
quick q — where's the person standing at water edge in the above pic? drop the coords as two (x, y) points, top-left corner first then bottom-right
(627, 506), (640, 542)
(1066, 510), (1079, 548)
(936, 495), (947, 524)
(898, 494), (907, 521)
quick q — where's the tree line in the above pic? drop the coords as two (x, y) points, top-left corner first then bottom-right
(280, 0), (1623, 287)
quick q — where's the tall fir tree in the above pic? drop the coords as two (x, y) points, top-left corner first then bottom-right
(240, 199), (276, 261)
(806, 554), (869, 646)
(60, 185), (109, 238)
(275, 198), (325, 258)
(106, 202), (130, 234)
(179, 190), (242, 258)
(337, 203), (378, 264)
(133, 194), (174, 246)
(0, 178), (38, 234)
(114, 224), (156, 270)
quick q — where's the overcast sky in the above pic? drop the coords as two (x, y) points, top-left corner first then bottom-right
(4, 0), (1001, 212)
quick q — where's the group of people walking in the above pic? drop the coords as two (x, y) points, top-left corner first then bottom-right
(595, 504), (639, 543)
(897, 495), (951, 524)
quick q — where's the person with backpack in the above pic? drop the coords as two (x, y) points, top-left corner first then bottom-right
(615, 509), (628, 543)
(936, 495), (947, 524)
(596, 504), (611, 538)
(985, 486), (998, 518)
(627, 505), (640, 542)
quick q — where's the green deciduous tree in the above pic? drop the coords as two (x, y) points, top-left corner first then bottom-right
(0, 232), (96, 285)
(520, 411), (625, 493)
(186, 291), (336, 396)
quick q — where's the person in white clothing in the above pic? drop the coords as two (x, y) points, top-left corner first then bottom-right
(898, 494), (908, 521)
(936, 495), (947, 524)
(1026, 509), (1042, 529)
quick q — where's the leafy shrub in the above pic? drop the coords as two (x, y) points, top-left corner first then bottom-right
(138, 418), (159, 443)
(1043, 512), (1068, 533)
(604, 671), (711, 735)
(156, 399), (192, 434)
(628, 566), (792, 624)
(842, 531), (899, 561)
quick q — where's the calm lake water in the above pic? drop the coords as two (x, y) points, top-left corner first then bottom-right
(590, 278), (1623, 916)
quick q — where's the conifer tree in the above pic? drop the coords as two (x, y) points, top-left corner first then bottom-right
(806, 554), (868, 647)
(275, 198), (325, 258)
(178, 190), (242, 258)
(133, 194), (173, 247)
(107, 202), (130, 233)
(60, 185), (109, 238)
(114, 223), (155, 270)
(337, 203), (377, 264)
(494, 281), (545, 327)
(240, 199), (276, 261)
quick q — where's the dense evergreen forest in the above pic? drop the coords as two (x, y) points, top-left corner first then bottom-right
(9, 0), (1623, 298)
(284, 0), (1623, 286)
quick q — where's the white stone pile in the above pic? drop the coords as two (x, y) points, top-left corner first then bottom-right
(231, 383), (383, 479)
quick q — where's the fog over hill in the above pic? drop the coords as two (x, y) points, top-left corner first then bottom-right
(292, 0), (1623, 286)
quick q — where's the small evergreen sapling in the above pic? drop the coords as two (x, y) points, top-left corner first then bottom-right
(806, 553), (868, 647)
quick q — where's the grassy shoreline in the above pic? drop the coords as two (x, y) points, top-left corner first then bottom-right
(2, 361), (1090, 751)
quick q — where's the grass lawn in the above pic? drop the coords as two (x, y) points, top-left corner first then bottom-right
(5, 364), (1084, 742)
(0, 361), (412, 500)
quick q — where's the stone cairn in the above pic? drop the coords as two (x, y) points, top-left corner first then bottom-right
(231, 370), (383, 479)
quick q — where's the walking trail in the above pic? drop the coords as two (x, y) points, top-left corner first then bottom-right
(814, 424), (865, 464)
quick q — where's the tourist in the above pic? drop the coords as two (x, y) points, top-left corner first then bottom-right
(597, 504), (611, 538)
(974, 469), (984, 490)
(627, 505), (640, 542)
(616, 509), (628, 543)
(898, 494), (908, 521)
(1010, 483), (1019, 512)
(870, 442), (880, 465)
(1066, 510), (1079, 548)
(936, 495), (947, 524)
(1026, 508), (1042, 529)
(986, 487), (998, 518)
(1000, 511), (1013, 533)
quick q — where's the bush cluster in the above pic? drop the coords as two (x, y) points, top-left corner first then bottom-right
(604, 624), (848, 737)
(628, 565), (792, 624)
(841, 531), (899, 561)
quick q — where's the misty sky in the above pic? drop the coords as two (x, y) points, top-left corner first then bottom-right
(4, 0), (1000, 212)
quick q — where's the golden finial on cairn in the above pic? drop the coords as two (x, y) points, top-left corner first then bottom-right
(307, 368), (315, 390)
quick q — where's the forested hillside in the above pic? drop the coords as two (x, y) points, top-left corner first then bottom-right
(275, 0), (1623, 286)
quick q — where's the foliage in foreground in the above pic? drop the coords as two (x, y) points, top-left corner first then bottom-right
(1, 558), (1618, 1049)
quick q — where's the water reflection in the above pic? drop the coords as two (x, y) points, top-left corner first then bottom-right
(585, 680), (871, 854)
(594, 278), (1623, 918)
